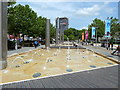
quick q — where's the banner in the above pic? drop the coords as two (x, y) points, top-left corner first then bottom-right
(105, 19), (111, 37)
(85, 31), (89, 40)
(92, 27), (96, 39)
(82, 33), (84, 40)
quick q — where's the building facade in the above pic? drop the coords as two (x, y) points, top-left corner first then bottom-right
(56, 17), (69, 44)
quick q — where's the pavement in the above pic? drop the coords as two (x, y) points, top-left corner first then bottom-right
(7, 43), (120, 62)
(7, 45), (45, 56)
(3, 43), (119, 88)
(80, 43), (120, 61)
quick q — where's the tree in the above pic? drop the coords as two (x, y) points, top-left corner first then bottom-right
(50, 24), (56, 41)
(110, 18), (120, 39)
(64, 28), (80, 41)
(8, 4), (37, 37)
(64, 35), (68, 41)
(88, 18), (105, 41)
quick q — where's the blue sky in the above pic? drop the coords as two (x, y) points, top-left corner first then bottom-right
(16, 2), (118, 30)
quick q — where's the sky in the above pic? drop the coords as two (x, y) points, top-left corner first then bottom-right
(16, 1), (118, 30)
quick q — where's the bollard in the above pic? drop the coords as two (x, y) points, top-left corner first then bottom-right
(0, 1), (7, 69)
(45, 19), (50, 49)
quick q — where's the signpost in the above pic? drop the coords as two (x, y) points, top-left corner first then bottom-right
(105, 18), (111, 49)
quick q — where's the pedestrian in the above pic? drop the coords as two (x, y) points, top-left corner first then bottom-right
(111, 43), (120, 56)
(34, 41), (39, 48)
(109, 37), (114, 50)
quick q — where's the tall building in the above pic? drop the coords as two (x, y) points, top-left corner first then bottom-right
(56, 17), (69, 44)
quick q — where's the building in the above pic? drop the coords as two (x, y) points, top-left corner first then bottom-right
(56, 17), (69, 44)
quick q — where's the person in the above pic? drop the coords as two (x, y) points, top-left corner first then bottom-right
(34, 41), (39, 48)
(109, 37), (114, 50)
(111, 44), (120, 56)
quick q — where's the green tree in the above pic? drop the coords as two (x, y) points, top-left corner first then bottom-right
(110, 18), (120, 39)
(8, 4), (37, 37)
(64, 28), (80, 41)
(88, 18), (105, 40)
(64, 35), (68, 41)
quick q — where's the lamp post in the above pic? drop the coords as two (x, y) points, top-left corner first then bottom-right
(95, 27), (98, 47)
(105, 17), (112, 50)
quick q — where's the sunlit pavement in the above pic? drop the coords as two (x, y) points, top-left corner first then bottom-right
(1, 46), (118, 84)
(81, 44), (120, 61)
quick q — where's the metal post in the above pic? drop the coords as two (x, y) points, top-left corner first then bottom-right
(0, 1), (7, 69)
(96, 29), (97, 46)
(45, 19), (50, 49)
(56, 28), (59, 45)
(55, 18), (58, 45)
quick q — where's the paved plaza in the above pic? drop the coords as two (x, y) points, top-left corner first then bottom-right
(0, 44), (119, 88)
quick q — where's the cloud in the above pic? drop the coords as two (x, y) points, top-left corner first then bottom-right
(76, 5), (101, 16)
(80, 27), (88, 30)
(16, 0), (119, 2)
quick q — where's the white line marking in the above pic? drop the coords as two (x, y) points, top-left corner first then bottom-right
(0, 64), (118, 86)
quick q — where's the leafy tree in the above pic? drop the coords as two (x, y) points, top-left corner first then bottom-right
(50, 24), (56, 41)
(110, 18), (120, 39)
(8, 0), (16, 7)
(64, 28), (80, 41)
(8, 4), (37, 37)
(64, 35), (68, 41)
(90, 18), (105, 39)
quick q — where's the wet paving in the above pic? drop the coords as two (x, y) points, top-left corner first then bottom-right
(0, 48), (118, 84)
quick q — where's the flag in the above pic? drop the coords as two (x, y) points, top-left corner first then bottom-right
(82, 33), (84, 40)
(85, 31), (89, 40)
(105, 19), (111, 37)
(92, 27), (96, 39)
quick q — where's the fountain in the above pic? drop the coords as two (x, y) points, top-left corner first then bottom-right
(58, 46), (61, 52)
(11, 57), (25, 64)
(66, 47), (73, 72)
(2, 70), (9, 73)
(10, 56), (26, 68)
(43, 57), (49, 70)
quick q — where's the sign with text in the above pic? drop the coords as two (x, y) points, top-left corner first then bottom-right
(92, 27), (96, 39)
(105, 19), (111, 37)
(82, 33), (84, 40)
(85, 31), (89, 40)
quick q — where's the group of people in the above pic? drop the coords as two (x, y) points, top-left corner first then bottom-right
(106, 38), (120, 56)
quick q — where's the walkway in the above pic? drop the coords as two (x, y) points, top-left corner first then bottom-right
(1, 65), (119, 88)
(81, 44), (120, 61)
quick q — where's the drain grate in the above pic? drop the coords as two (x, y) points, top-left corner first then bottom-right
(108, 56), (113, 57)
(82, 56), (86, 58)
(33, 73), (41, 78)
(50, 60), (53, 62)
(90, 65), (96, 68)
(107, 62), (113, 65)
(15, 65), (20, 68)
(23, 61), (29, 64)
(66, 69), (73, 72)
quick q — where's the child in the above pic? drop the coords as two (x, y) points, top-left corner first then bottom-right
(34, 41), (39, 48)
